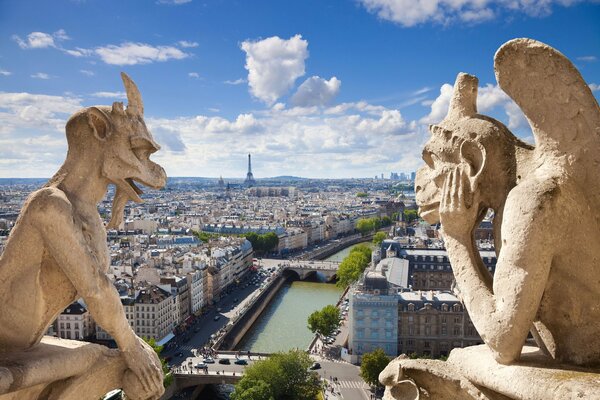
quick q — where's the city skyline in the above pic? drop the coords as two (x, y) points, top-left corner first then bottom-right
(1, 0), (599, 179)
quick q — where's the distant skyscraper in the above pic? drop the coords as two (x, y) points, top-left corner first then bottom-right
(245, 154), (256, 186)
(410, 171), (416, 181)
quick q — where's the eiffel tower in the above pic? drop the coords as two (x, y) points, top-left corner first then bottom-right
(244, 153), (256, 186)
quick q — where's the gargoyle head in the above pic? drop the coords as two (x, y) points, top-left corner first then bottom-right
(64, 73), (167, 228)
(415, 73), (519, 224)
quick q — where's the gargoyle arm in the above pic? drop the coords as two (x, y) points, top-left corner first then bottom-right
(33, 188), (138, 352)
(444, 183), (555, 364)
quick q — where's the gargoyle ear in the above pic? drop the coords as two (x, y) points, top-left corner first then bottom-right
(460, 139), (486, 184)
(87, 107), (113, 141)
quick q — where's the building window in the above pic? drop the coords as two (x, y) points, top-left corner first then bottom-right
(424, 341), (430, 348)
(441, 326), (447, 335)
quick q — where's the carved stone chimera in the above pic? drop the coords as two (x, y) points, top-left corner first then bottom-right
(0, 73), (166, 400)
(380, 38), (600, 399)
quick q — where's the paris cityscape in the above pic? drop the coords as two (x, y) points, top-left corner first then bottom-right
(1, 1), (599, 400)
(0, 154), (494, 400)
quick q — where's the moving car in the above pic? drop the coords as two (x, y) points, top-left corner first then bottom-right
(309, 362), (321, 370)
(203, 357), (215, 364)
(234, 359), (248, 365)
(195, 362), (207, 369)
(218, 358), (231, 365)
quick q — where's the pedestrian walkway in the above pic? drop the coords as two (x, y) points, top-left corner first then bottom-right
(337, 380), (367, 389)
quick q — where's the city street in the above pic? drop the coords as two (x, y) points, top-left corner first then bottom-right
(162, 267), (277, 365)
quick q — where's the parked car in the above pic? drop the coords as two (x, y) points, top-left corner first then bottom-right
(214, 315), (221, 321)
(203, 357), (215, 364)
(219, 358), (231, 365)
(234, 359), (248, 365)
(309, 362), (321, 370)
(195, 362), (207, 369)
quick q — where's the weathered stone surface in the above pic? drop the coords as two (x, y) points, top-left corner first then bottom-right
(382, 38), (600, 399)
(0, 73), (166, 399)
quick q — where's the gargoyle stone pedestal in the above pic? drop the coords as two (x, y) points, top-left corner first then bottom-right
(0, 336), (146, 400)
(380, 344), (600, 400)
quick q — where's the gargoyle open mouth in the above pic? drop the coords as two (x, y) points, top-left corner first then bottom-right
(125, 177), (144, 200)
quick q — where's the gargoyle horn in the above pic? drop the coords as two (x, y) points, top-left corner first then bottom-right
(121, 72), (144, 117)
(447, 72), (478, 120)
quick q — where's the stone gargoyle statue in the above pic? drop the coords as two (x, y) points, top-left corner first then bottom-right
(0, 73), (166, 400)
(380, 38), (600, 399)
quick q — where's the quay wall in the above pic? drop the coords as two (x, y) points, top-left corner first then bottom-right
(215, 274), (288, 351)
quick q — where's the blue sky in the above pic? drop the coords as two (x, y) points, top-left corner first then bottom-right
(1, 0), (599, 179)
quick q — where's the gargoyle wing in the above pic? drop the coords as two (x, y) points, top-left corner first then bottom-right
(495, 38), (600, 155)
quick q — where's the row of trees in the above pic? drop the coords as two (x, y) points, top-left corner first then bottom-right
(244, 231), (279, 255)
(336, 244), (372, 288)
(355, 216), (392, 235)
(231, 350), (321, 400)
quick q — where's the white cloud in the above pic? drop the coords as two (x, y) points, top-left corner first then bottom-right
(420, 83), (453, 124)
(80, 69), (95, 76)
(178, 40), (199, 48)
(291, 76), (341, 107)
(0, 69), (11, 76)
(224, 78), (246, 85)
(188, 72), (200, 79)
(589, 83), (600, 92)
(90, 91), (126, 99)
(12, 29), (70, 49)
(63, 47), (93, 57)
(208, 107), (220, 112)
(578, 55), (597, 62)
(359, 0), (588, 27)
(240, 34), (309, 105)
(144, 101), (424, 178)
(31, 72), (51, 80)
(95, 42), (189, 65)
(421, 81), (529, 130)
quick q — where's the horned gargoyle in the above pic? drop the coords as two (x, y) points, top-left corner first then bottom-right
(381, 38), (600, 399)
(0, 73), (166, 400)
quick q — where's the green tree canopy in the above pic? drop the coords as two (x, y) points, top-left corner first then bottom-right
(232, 350), (320, 400)
(336, 246), (371, 288)
(231, 379), (273, 400)
(372, 232), (387, 246)
(356, 192), (368, 198)
(307, 304), (340, 338)
(360, 348), (390, 387)
(355, 216), (392, 235)
(403, 209), (419, 224)
(245, 231), (280, 254)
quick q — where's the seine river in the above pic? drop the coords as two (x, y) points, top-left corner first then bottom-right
(235, 242), (371, 352)
(202, 242), (371, 398)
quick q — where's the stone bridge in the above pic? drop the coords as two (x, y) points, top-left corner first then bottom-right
(281, 260), (340, 281)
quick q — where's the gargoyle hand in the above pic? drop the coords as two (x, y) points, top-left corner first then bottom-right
(439, 163), (481, 240)
(123, 336), (164, 399)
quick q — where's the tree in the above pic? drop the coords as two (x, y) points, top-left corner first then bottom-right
(307, 304), (340, 338)
(356, 218), (374, 235)
(356, 192), (368, 198)
(372, 232), (387, 246)
(233, 350), (320, 400)
(403, 209), (419, 224)
(245, 231), (280, 254)
(351, 244), (372, 260)
(336, 247), (371, 288)
(143, 337), (173, 388)
(360, 348), (390, 387)
(231, 379), (273, 400)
